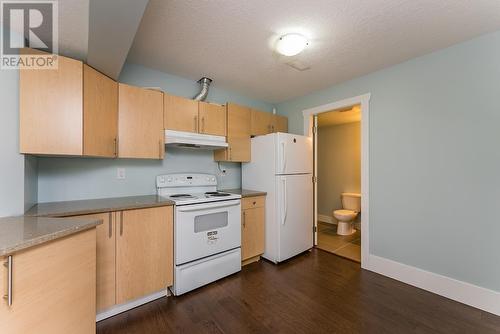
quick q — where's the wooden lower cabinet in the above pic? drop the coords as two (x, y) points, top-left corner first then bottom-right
(76, 212), (116, 312)
(0, 229), (96, 334)
(116, 206), (173, 304)
(241, 196), (266, 263)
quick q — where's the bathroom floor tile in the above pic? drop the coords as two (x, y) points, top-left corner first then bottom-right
(316, 222), (361, 263)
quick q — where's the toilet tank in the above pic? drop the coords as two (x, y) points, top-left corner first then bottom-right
(341, 193), (361, 212)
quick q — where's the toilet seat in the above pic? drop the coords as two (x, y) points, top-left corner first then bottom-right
(333, 209), (358, 221)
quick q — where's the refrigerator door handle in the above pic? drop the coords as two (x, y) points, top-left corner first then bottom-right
(282, 177), (287, 225)
(281, 142), (287, 173)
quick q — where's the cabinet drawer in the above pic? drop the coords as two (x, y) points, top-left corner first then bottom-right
(242, 196), (265, 210)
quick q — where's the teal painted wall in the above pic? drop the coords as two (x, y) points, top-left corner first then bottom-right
(37, 63), (274, 202)
(277, 31), (500, 292)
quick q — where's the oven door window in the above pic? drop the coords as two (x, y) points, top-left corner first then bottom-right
(194, 212), (228, 233)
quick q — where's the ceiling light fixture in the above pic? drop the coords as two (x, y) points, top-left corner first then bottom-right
(275, 33), (308, 56)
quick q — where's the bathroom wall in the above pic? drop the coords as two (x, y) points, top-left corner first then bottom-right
(36, 63), (275, 202)
(276, 31), (500, 292)
(317, 122), (360, 220)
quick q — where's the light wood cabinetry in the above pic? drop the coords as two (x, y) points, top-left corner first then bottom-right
(198, 101), (226, 136)
(118, 83), (164, 159)
(68, 206), (173, 313)
(251, 109), (275, 136)
(241, 196), (266, 263)
(250, 109), (289, 136)
(0, 229), (96, 334)
(75, 213), (116, 312)
(214, 103), (251, 162)
(20, 51), (118, 157)
(20, 52), (84, 155)
(83, 65), (118, 157)
(116, 206), (173, 304)
(164, 94), (199, 132)
(274, 114), (288, 133)
(164, 93), (226, 136)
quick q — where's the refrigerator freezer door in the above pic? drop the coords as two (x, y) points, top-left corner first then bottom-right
(276, 133), (313, 175)
(276, 174), (313, 262)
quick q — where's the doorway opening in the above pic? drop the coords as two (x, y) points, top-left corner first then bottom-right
(315, 105), (361, 262)
(302, 93), (370, 269)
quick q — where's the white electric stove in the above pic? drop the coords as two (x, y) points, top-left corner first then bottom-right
(156, 173), (242, 295)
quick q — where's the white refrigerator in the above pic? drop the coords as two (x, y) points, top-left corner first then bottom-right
(242, 132), (313, 263)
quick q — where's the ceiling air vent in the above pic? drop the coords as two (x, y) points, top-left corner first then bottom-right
(285, 60), (311, 71)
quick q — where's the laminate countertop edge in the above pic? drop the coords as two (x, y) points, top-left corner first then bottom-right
(25, 195), (175, 218)
(222, 189), (267, 198)
(0, 216), (102, 257)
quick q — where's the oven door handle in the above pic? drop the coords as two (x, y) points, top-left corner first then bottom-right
(177, 200), (241, 212)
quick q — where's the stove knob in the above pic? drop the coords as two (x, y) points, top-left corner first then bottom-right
(211, 177), (216, 182)
(167, 177), (172, 182)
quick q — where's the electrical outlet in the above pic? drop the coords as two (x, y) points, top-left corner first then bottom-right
(116, 168), (126, 179)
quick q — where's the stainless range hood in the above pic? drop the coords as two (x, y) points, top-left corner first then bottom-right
(165, 130), (228, 150)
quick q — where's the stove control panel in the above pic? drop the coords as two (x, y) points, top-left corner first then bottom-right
(157, 173), (217, 188)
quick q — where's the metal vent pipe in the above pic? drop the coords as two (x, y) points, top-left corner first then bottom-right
(193, 77), (212, 101)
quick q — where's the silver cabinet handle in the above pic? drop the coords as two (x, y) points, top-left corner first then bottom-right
(120, 212), (123, 236)
(242, 211), (246, 228)
(201, 117), (205, 133)
(194, 115), (198, 132)
(3, 256), (12, 306)
(159, 139), (163, 159)
(108, 212), (113, 238)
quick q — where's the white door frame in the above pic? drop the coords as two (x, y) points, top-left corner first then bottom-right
(302, 93), (371, 268)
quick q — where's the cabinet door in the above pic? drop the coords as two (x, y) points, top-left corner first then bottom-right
(72, 212), (116, 312)
(241, 206), (265, 261)
(116, 206), (173, 304)
(0, 229), (96, 334)
(164, 93), (199, 132)
(198, 101), (226, 136)
(118, 84), (164, 159)
(274, 115), (288, 133)
(83, 65), (118, 157)
(20, 51), (83, 155)
(214, 103), (251, 162)
(251, 109), (275, 136)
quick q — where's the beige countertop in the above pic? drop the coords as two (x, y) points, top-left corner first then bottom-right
(223, 189), (267, 198)
(0, 216), (101, 256)
(25, 195), (175, 217)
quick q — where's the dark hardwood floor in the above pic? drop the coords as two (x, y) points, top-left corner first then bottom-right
(97, 249), (500, 334)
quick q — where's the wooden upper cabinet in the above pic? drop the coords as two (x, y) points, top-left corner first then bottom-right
(20, 52), (83, 155)
(251, 109), (275, 136)
(214, 103), (251, 162)
(164, 93), (198, 132)
(83, 65), (118, 157)
(118, 84), (164, 159)
(19, 51), (119, 157)
(274, 115), (288, 133)
(198, 101), (226, 136)
(116, 206), (173, 304)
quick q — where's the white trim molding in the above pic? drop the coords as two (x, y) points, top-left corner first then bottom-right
(317, 214), (335, 224)
(302, 93), (371, 268)
(367, 255), (500, 316)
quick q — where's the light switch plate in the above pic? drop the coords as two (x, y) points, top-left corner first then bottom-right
(117, 168), (126, 179)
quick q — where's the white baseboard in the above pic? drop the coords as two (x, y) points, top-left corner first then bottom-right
(318, 214), (336, 224)
(367, 255), (500, 316)
(96, 289), (169, 322)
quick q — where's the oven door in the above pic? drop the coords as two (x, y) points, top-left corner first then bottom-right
(175, 199), (241, 265)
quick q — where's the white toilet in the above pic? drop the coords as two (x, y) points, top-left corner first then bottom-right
(333, 193), (361, 235)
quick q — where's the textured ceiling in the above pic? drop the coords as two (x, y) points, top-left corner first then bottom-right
(127, 0), (500, 103)
(318, 105), (361, 127)
(56, 0), (89, 60)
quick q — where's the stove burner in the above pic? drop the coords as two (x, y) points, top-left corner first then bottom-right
(170, 194), (195, 198)
(205, 192), (231, 197)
